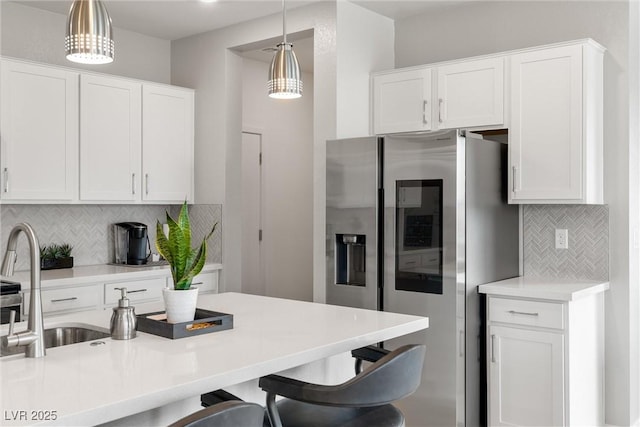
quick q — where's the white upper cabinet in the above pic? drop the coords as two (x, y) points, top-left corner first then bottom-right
(142, 84), (194, 203)
(0, 60), (78, 201)
(509, 40), (604, 204)
(436, 57), (504, 129)
(372, 68), (432, 134)
(80, 75), (141, 201)
(0, 58), (195, 204)
(372, 57), (504, 135)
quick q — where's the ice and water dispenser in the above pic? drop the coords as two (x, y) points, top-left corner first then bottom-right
(335, 234), (366, 286)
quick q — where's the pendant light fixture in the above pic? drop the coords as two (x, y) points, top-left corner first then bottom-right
(65, 0), (114, 64)
(268, 0), (302, 99)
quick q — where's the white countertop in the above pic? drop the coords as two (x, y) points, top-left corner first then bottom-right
(2, 263), (223, 289)
(478, 276), (610, 301)
(0, 292), (429, 426)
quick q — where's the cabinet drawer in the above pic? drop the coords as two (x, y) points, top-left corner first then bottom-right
(105, 277), (165, 305)
(191, 272), (218, 294)
(24, 285), (101, 315)
(489, 297), (564, 330)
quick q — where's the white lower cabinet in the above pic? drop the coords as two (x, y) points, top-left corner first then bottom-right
(23, 268), (220, 317)
(489, 325), (565, 426)
(486, 293), (604, 426)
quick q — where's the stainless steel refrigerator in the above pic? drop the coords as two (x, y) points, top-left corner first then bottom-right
(326, 129), (519, 427)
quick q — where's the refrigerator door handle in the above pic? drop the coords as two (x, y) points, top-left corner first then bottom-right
(459, 330), (464, 357)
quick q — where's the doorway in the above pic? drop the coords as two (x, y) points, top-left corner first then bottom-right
(241, 131), (264, 296)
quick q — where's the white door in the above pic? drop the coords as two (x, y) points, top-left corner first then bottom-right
(489, 325), (565, 426)
(436, 57), (504, 129)
(80, 75), (141, 201)
(0, 60), (78, 201)
(241, 132), (264, 296)
(509, 44), (583, 202)
(372, 68), (432, 134)
(142, 84), (194, 203)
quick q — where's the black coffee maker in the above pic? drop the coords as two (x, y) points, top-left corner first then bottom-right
(114, 222), (151, 265)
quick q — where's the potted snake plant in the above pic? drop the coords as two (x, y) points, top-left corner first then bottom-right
(156, 202), (216, 323)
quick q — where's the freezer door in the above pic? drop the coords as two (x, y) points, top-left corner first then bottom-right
(326, 137), (380, 310)
(383, 130), (465, 427)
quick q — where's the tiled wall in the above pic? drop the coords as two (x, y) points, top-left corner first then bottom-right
(0, 204), (222, 271)
(523, 205), (609, 281)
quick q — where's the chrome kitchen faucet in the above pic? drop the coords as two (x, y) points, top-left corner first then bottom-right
(1, 223), (46, 357)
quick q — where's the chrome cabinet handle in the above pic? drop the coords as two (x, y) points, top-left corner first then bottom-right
(512, 166), (517, 193)
(438, 98), (443, 124)
(132, 173), (136, 195)
(127, 289), (148, 294)
(145, 173), (149, 195)
(3, 168), (8, 193)
(491, 334), (496, 363)
(507, 310), (539, 317)
(51, 297), (78, 303)
(422, 100), (428, 124)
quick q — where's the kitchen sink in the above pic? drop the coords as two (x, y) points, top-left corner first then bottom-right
(1, 325), (109, 357)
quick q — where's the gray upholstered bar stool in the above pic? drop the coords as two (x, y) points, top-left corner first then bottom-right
(259, 344), (426, 427)
(169, 389), (264, 427)
(168, 400), (264, 427)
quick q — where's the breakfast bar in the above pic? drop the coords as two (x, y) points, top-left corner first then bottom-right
(0, 292), (429, 426)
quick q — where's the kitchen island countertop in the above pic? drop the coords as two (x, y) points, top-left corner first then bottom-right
(0, 292), (428, 426)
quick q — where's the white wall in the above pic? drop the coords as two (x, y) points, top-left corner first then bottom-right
(171, 1), (337, 295)
(318, 2), (394, 301)
(242, 57), (314, 301)
(0, 2), (171, 84)
(394, 2), (636, 424)
(171, 1), (394, 300)
(336, 1), (394, 138)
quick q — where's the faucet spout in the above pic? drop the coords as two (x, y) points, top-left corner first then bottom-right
(1, 223), (45, 358)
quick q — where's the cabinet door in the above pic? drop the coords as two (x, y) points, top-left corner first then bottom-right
(510, 45), (583, 202)
(436, 57), (504, 129)
(142, 85), (194, 202)
(489, 325), (565, 426)
(372, 68), (432, 134)
(80, 75), (141, 201)
(0, 60), (78, 201)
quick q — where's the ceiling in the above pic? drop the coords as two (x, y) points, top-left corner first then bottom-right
(10, 0), (465, 73)
(11, 0), (463, 41)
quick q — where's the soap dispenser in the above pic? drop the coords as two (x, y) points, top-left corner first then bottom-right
(110, 287), (137, 340)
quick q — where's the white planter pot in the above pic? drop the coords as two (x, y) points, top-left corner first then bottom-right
(162, 287), (199, 323)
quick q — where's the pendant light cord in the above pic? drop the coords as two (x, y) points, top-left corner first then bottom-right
(282, 0), (287, 44)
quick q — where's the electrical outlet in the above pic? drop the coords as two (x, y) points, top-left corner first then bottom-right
(555, 229), (569, 249)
